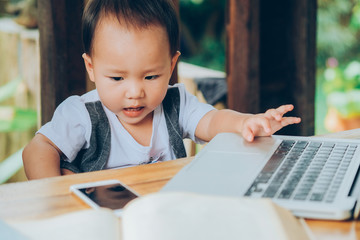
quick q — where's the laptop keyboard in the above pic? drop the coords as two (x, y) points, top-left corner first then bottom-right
(245, 139), (357, 203)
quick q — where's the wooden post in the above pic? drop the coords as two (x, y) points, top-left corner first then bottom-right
(226, 0), (260, 113)
(259, 0), (316, 136)
(226, 0), (316, 136)
(38, 0), (86, 125)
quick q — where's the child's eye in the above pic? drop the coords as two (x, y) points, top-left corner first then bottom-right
(145, 75), (159, 80)
(111, 77), (124, 81)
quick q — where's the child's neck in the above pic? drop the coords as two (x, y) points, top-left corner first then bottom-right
(119, 112), (153, 147)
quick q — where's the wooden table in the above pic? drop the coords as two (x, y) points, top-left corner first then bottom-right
(2, 129), (360, 239)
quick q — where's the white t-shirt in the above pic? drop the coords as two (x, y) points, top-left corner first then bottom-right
(38, 84), (214, 169)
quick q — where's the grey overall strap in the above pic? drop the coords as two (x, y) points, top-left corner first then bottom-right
(60, 101), (111, 173)
(163, 87), (187, 159)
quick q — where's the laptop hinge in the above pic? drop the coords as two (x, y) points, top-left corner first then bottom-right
(348, 165), (360, 198)
(349, 166), (360, 219)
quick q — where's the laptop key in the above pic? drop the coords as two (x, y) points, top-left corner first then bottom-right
(310, 193), (325, 201)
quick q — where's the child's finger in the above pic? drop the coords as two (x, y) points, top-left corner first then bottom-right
(266, 108), (283, 121)
(281, 117), (301, 126)
(275, 104), (294, 115)
(242, 127), (255, 142)
(255, 117), (272, 134)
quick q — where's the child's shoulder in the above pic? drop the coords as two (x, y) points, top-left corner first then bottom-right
(61, 90), (99, 105)
(79, 89), (100, 103)
(57, 90), (100, 113)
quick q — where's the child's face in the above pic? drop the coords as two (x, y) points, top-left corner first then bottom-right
(83, 16), (180, 127)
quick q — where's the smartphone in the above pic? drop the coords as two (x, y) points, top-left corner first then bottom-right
(70, 179), (139, 216)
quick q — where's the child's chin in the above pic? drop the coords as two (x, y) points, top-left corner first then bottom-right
(117, 115), (144, 125)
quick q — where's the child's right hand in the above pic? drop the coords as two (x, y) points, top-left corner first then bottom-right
(241, 104), (301, 142)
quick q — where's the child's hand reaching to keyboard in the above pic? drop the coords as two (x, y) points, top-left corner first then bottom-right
(195, 104), (301, 143)
(241, 104), (301, 142)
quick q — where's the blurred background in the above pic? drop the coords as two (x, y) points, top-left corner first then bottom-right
(179, 0), (360, 136)
(316, 0), (360, 134)
(0, 0), (359, 182)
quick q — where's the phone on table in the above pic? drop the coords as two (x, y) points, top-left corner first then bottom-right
(70, 179), (139, 216)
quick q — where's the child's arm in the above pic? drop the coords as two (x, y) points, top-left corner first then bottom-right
(22, 133), (64, 180)
(195, 104), (301, 142)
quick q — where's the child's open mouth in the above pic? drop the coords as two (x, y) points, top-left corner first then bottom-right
(124, 107), (143, 112)
(123, 107), (144, 117)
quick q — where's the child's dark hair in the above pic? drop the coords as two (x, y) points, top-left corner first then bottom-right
(82, 0), (179, 57)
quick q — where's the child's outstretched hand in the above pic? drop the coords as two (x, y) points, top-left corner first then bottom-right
(241, 104), (301, 142)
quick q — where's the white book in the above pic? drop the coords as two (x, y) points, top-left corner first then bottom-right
(6, 192), (310, 240)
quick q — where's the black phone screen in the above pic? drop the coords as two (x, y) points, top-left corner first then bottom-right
(79, 183), (138, 210)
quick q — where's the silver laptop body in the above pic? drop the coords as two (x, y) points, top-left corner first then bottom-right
(161, 133), (360, 220)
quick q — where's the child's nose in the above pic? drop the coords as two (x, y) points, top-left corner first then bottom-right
(125, 82), (145, 99)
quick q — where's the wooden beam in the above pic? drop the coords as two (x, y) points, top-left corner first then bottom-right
(259, 0), (316, 136)
(226, 0), (316, 135)
(38, 0), (86, 125)
(293, 0), (317, 136)
(226, 0), (260, 113)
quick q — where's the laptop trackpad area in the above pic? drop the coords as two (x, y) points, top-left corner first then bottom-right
(179, 151), (265, 196)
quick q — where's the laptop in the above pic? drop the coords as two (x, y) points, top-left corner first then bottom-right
(161, 132), (360, 220)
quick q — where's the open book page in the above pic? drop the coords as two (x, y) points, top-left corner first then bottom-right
(122, 192), (310, 240)
(4, 192), (310, 240)
(6, 208), (121, 240)
(0, 219), (31, 240)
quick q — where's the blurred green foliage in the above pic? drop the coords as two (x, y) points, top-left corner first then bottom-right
(320, 59), (360, 118)
(312, 0), (360, 133)
(0, 77), (37, 133)
(317, 0), (360, 66)
(322, 60), (360, 94)
(179, 0), (226, 71)
(317, 0), (360, 122)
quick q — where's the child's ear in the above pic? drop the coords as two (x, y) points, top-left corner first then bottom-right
(82, 53), (95, 82)
(170, 51), (181, 74)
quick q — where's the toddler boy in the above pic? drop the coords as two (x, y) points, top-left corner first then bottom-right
(23, 0), (301, 179)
